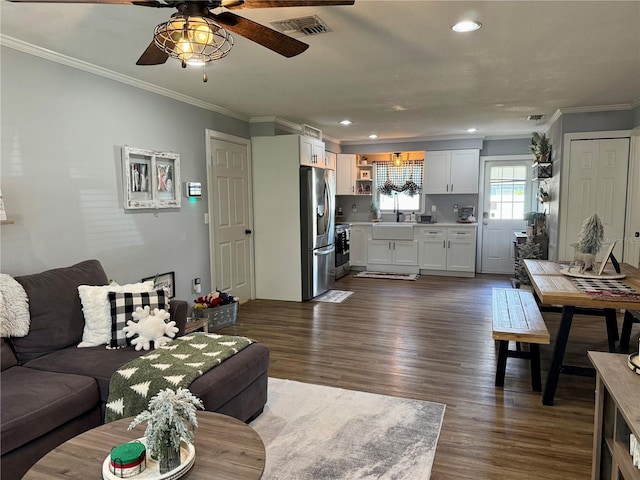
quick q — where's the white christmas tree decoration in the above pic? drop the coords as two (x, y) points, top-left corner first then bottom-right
(576, 213), (604, 254)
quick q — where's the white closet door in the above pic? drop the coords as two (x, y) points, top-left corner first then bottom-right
(566, 138), (630, 261)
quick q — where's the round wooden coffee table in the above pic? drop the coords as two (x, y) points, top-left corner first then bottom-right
(24, 411), (265, 479)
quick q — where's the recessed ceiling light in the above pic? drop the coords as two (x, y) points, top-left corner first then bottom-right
(339, 120), (353, 125)
(452, 21), (482, 33)
(368, 134), (378, 139)
(466, 128), (478, 133)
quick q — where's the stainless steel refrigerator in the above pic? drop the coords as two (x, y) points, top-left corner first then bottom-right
(300, 166), (335, 301)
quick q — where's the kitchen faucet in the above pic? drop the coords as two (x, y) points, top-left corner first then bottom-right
(394, 194), (400, 222)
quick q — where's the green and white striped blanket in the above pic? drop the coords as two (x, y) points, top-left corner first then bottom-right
(105, 333), (254, 423)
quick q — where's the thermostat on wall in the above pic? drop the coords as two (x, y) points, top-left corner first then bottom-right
(185, 182), (202, 198)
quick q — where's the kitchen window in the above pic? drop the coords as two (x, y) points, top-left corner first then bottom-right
(375, 160), (423, 212)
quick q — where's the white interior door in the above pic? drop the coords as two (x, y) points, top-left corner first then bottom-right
(206, 132), (254, 301)
(480, 160), (531, 274)
(564, 138), (630, 262)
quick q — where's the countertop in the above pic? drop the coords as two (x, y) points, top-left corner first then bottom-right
(346, 222), (478, 227)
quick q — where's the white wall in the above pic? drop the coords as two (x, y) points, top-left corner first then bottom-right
(1, 47), (250, 300)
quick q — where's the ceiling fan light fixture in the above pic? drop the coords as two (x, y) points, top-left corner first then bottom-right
(154, 15), (234, 66)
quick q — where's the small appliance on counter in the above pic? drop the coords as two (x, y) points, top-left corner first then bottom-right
(457, 206), (476, 223)
(417, 214), (436, 224)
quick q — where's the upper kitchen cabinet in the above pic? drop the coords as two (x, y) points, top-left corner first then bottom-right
(299, 136), (325, 168)
(336, 153), (357, 195)
(424, 149), (480, 194)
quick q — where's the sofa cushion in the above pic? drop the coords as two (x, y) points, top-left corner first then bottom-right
(12, 260), (109, 363)
(108, 290), (168, 349)
(24, 345), (144, 403)
(24, 342), (270, 412)
(78, 281), (155, 348)
(0, 366), (100, 455)
(186, 343), (270, 412)
(1, 339), (17, 371)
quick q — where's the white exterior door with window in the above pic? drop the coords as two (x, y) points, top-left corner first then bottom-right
(480, 159), (531, 274)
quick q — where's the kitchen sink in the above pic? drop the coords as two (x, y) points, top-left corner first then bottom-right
(372, 223), (414, 240)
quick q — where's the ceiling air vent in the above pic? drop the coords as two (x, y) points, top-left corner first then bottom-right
(527, 114), (545, 121)
(270, 15), (332, 37)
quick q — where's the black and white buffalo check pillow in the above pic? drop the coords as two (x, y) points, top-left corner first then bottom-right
(107, 290), (169, 349)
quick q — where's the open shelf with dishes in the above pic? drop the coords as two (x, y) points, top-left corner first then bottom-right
(355, 162), (373, 195)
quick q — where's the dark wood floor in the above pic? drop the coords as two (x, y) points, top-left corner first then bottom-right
(220, 273), (638, 480)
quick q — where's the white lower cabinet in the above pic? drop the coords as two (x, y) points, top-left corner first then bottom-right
(367, 240), (418, 266)
(416, 226), (476, 276)
(350, 225), (369, 267)
(417, 229), (447, 269)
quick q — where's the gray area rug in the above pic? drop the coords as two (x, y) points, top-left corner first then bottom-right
(250, 378), (445, 480)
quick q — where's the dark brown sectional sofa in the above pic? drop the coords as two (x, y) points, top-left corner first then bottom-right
(1, 260), (269, 479)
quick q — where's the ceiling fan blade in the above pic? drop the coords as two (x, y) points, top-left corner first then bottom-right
(225, 0), (354, 9)
(136, 40), (170, 65)
(6, 0), (140, 3)
(211, 11), (308, 58)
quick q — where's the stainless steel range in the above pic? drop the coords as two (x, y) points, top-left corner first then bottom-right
(335, 224), (350, 280)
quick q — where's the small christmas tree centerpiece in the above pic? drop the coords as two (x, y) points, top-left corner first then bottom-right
(576, 213), (604, 255)
(129, 388), (203, 474)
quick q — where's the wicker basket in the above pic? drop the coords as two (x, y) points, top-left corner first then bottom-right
(202, 302), (238, 331)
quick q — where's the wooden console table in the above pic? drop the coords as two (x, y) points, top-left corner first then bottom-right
(589, 351), (640, 480)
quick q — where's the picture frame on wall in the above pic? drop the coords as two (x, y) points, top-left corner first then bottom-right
(142, 271), (175, 298)
(123, 146), (181, 209)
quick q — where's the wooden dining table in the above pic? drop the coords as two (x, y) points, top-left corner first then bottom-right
(523, 259), (640, 405)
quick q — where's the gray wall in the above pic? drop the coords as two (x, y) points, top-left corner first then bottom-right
(1, 47), (249, 300)
(480, 138), (530, 157)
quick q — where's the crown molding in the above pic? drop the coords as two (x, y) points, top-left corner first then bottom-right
(340, 134), (486, 146)
(558, 104), (632, 114)
(544, 103), (636, 131)
(248, 117), (341, 144)
(249, 116), (301, 131)
(0, 35), (249, 122)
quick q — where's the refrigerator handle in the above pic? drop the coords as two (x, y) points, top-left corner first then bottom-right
(314, 246), (336, 256)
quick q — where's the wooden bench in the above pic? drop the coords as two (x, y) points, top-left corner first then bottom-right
(492, 288), (550, 391)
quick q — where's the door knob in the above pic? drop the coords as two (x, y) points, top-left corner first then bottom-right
(245, 229), (252, 234)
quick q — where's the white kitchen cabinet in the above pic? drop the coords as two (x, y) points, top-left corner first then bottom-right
(367, 240), (418, 266)
(300, 136), (325, 168)
(336, 153), (357, 195)
(417, 228), (447, 269)
(416, 226), (476, 276)
(446, 228), (477, 273)
(424, 149), (479, 194)
(350, 225), (368, 266)
(325, 151), (337, 171)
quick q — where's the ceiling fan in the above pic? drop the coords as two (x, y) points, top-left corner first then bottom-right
(6, 0), (355, 71)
